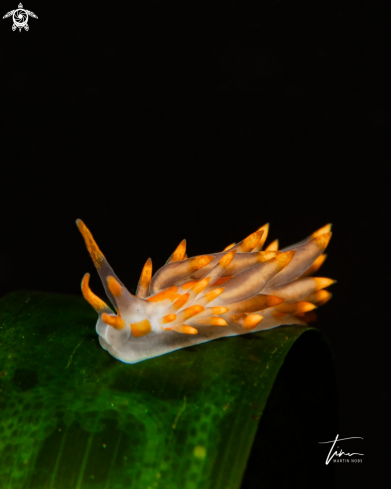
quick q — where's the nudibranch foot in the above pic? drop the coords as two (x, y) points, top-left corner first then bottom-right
(77, 220), (335, 364)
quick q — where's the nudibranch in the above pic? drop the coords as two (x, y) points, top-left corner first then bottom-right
(76, 220), (335, 364)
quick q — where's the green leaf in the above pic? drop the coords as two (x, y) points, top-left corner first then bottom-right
(0, 291), (331, 489)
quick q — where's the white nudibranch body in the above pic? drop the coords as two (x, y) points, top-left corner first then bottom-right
(77, 220), (335, 364)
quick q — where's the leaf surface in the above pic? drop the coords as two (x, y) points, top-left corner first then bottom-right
(0, 291), (319, 489)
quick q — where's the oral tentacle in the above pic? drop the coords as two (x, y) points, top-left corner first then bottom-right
(81, 273), (112, 315)
(77, 219), (124, 310)
(102, 313), (125, 329)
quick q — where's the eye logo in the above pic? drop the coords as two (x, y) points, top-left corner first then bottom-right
(3, 3), (38, 32)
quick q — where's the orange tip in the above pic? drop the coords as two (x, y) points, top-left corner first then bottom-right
(170, 239), (187, 262)
(240, 230), (265, 252)
(181, 280), (198, 290)
(314, 277), (336, 290)
(300, 254), (327, 278)
(168, 324), (198, 335)
(76, 219), (105, 269)
(202, 287), (225, 303)
(172, 293), (190, 310)
(274, 301), (317, 314)
(191, 277), (211, 294)
(192, 255), (215, 271)
(304, 290), (332, 305)
(182, 305), (205, 320)
(146, 286), (180, 303)
(162, 313), (177, 324)
(131, 319), (152, 338)
(219, 249), (237, 268)
(243, 314), (263, 330)
(312, 224), (332, 238)
(211, 306), (229, 315)
(223, 242), (236, 251)
(276, 250), (295, 269)
(81, 273), (109, 313)
(314, 232), (332, 251)
(254, 223), (269, 249)
(264, 239), (279, 251)
(212, 276), (232, 286)
(257, 223), (269, 236)
(180, 325), (198, 335)
(139, 258), (153, 288)
(209, 316), (228, 326)
(102, 313), (125, 330)
(256, 251), (280, 263)
(107, 276), (123, 298)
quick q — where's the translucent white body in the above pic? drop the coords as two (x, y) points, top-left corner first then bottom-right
(77, 220), (334, 364)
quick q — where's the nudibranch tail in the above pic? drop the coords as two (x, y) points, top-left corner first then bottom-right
(77, 220), (335, 364)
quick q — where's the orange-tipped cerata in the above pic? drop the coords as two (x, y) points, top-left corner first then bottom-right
(265, 239), (279, 251)
(219, 249), (237, 268)
(137, 258), (153, 298)
(223, 242), (236, 251)
(77, 219), (334, 364)
(169, 239), (187, 262)
(312, 224), (332, 238)
(314, 277), (336, 290)
(243, 314), (263, 330)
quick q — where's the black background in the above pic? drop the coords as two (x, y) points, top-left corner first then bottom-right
(1, 1), (389, 487)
